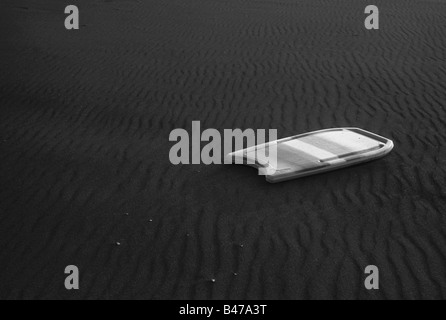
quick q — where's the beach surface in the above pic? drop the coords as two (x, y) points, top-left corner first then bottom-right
(0, 0), (445, 299)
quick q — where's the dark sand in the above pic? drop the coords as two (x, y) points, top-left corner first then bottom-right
(0, 0), (446, 299)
